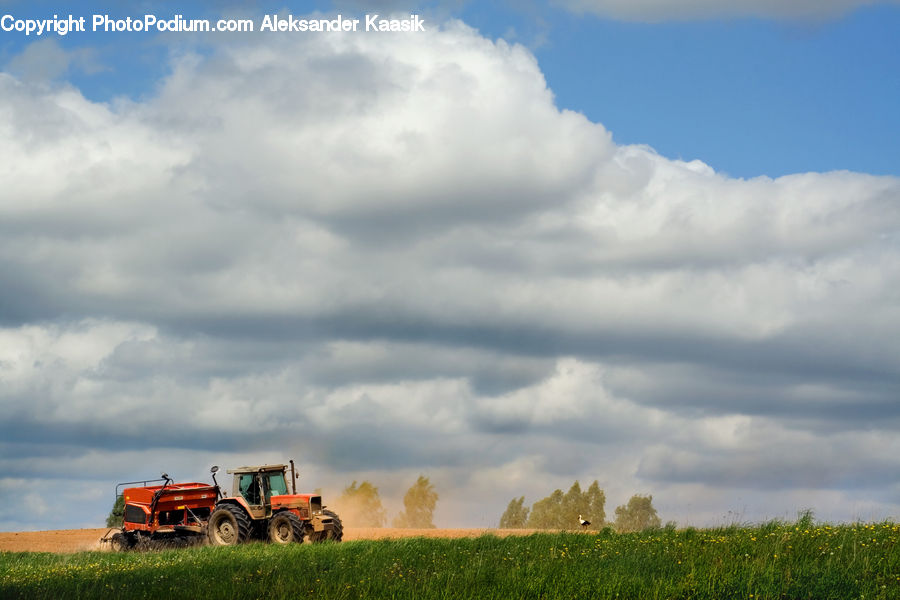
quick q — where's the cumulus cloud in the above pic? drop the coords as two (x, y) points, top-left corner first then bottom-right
(1, 20), (899, 530)
(557, 0), (900, 22)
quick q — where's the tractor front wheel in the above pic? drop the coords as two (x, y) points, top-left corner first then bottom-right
(207, 504), (251, 546)
(307, 509), (344, 543)
(268, 511), (305, 544)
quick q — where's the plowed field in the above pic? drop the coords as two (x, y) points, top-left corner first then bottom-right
(0, 528), (541, 553)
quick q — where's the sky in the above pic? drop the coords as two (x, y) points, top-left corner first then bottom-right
(0, 0), (898, 532)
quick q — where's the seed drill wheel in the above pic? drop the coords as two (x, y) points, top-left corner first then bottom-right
(207, 504), (251, 546)
(268, 512), (305, 544)
(109, 532), (130, 552)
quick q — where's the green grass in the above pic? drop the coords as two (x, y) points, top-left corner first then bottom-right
(3, 522), (900, 599)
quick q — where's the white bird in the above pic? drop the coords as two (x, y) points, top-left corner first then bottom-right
(579, 514), (591, 529)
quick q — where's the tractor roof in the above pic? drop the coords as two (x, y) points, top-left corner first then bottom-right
(226, 464), (287, 474)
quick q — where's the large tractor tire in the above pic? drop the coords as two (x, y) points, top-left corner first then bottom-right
(308, 509), (343, 543)
(268, 511), (305, 544)
(207, 504), (251, 546)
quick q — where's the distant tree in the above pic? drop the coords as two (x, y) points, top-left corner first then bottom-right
(527, 488), (565, 529)
(393, 475), (438, 528)
(614, 495), (661, 533)
(584, 481), (606, 528)
(336, 480), (387, 527)
(499, 496), (530, 528)
(563, 480), (597, 528)
(106, 495), (124, 528)
(526, 481), (606, 530)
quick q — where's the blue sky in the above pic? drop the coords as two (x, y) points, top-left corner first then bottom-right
(2, 1), (898, 178)
(1, 1), (900, 532)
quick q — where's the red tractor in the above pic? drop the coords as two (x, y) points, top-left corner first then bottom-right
(101, 461), (342, 550)
(102, 473), (218, 550)
(207, 461), (343, 545)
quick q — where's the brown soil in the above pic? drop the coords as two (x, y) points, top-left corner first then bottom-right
(0, 528), (543, 553)
(0, 528), (112, 553)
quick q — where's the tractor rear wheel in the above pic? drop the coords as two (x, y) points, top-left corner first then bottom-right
(308, 509), (344, 542)
(207, 504), (251, 546)
(268, 511), (305, 544)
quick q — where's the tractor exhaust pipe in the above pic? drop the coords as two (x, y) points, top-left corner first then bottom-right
(290, 460), (297, 494)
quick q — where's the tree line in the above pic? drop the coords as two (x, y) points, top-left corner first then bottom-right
(499, 481), (663, 533)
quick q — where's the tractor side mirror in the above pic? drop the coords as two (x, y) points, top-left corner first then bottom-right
(209, 466), (221, 499)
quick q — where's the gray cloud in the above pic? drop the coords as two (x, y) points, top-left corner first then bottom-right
(1, 21), (899, 530)
(638, 427), (900, 491)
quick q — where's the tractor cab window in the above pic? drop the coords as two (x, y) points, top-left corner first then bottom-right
(266, 472), (288, 499)
(238, 474), (262, 505)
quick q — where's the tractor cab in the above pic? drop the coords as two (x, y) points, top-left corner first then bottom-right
(227, 464), (294, 518)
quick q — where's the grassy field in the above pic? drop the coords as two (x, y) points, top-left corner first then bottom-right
(2, 521), (899, 599)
